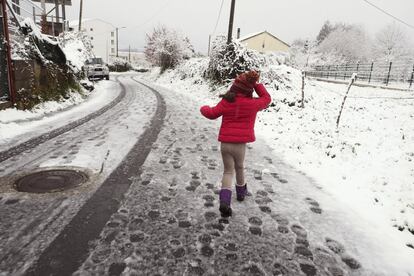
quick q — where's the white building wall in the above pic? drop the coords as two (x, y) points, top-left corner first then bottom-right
(71, 19), (117, 63)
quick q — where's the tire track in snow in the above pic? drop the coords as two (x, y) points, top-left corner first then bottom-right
(25, 79), (166, 276)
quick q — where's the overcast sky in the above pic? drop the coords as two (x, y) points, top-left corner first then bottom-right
(65, 0), (414, 53)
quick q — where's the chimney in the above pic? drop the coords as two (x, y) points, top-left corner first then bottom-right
(237, 28), (240, 39)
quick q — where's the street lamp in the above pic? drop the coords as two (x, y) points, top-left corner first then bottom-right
(116, 26), (126, 57)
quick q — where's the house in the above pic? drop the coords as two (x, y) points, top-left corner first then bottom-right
(70, 19), (118, 64)
(238, 30), (290, 53)
(30, 0), (72, 36)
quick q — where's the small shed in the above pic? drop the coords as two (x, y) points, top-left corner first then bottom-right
(238, 30), (290, 53)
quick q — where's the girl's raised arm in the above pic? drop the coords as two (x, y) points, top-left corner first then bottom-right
(200, 100), (225, 120)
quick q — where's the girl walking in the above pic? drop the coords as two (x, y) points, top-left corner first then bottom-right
(200, 71), (271, 217)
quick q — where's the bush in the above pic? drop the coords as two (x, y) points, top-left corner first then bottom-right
(205, 36), (264, 84)
(108, 58), (132, 72)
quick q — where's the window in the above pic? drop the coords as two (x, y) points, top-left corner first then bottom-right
(91, 45), (94, 48)
(111, 48), (115, 53)
(111, 40), (115, 45)
(111, 32), (115, 37)
(91, 36), (94, 40)
(90, 28), (93, 31)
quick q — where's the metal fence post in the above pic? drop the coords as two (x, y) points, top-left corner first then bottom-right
(335, 65), (338, 79)
(327, 65), (330, 79)
(355, 62), (359, 82)
(410, 64), (414, 88)
(344, 63), (348, 80)
(385, 61), (392, 86)
(368, 62), (373, 83)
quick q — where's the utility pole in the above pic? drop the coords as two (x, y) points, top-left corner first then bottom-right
(128, 45), (131, 62)
(207, 34), (211, 56)
(116, 27), (118, 57)
(227, 0), (236, 44)
(0, 0), (16, 104)
(78, 0), (83, 31)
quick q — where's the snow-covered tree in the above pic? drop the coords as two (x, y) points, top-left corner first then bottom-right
(316, 20), (335, 45)
(372, 23), (412, 62)
(317, 24), (372, 63)
(290, 39), (318, 69)
(205, 36), (264, 84)
(144, 26), (194, 72)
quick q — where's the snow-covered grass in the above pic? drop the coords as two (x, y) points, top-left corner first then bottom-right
(259, 77), (414, 245)
(143, 57), (414, 253)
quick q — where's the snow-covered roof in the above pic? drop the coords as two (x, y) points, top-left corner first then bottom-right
(238, 30), (290, 47)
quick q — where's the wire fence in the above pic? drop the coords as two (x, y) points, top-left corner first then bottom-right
(305, 61), (414, 89)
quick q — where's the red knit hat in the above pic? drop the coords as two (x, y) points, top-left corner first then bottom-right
(230, 71), (260, 95)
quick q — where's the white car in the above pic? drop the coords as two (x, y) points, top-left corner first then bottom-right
(84, 58), (110, 80)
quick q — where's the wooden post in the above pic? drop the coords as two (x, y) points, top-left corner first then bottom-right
(336, 74), (357, 129)
(51, 15), (55, 35)
(54, 0), (59, 23)
(62, 0), (66, 22)
(227, 0), (236, 44)
(385, 61), (392, 86)
(301, 71), (305, 108)
(41, 0), (47, 34)
(409, 64), (414, 88)
(368, 62), (373, 83)
(0, 0), (16, 104)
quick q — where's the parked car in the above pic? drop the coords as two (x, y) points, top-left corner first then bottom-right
(83, 57), (110, 80)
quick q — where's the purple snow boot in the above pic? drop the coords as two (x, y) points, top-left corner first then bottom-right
(236, 184), (247, 201)
(219, 189), (232, 217)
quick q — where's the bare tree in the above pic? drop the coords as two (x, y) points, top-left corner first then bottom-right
(373, 23), (410, 62)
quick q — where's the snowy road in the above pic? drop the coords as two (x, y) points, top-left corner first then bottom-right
(0, 76), (160, 275)
(0, 74), (413, 275)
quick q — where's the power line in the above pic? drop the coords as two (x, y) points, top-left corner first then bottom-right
(130, 0), (171, 30)
(361, 0), (414, 30)
(211, 0), (224, 35)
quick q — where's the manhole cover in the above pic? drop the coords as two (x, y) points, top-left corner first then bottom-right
(15, 169), (89, 193)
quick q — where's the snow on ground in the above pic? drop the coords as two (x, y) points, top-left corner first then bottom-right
(141, 58), (414, 254)
(0, 81), (118, 146)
